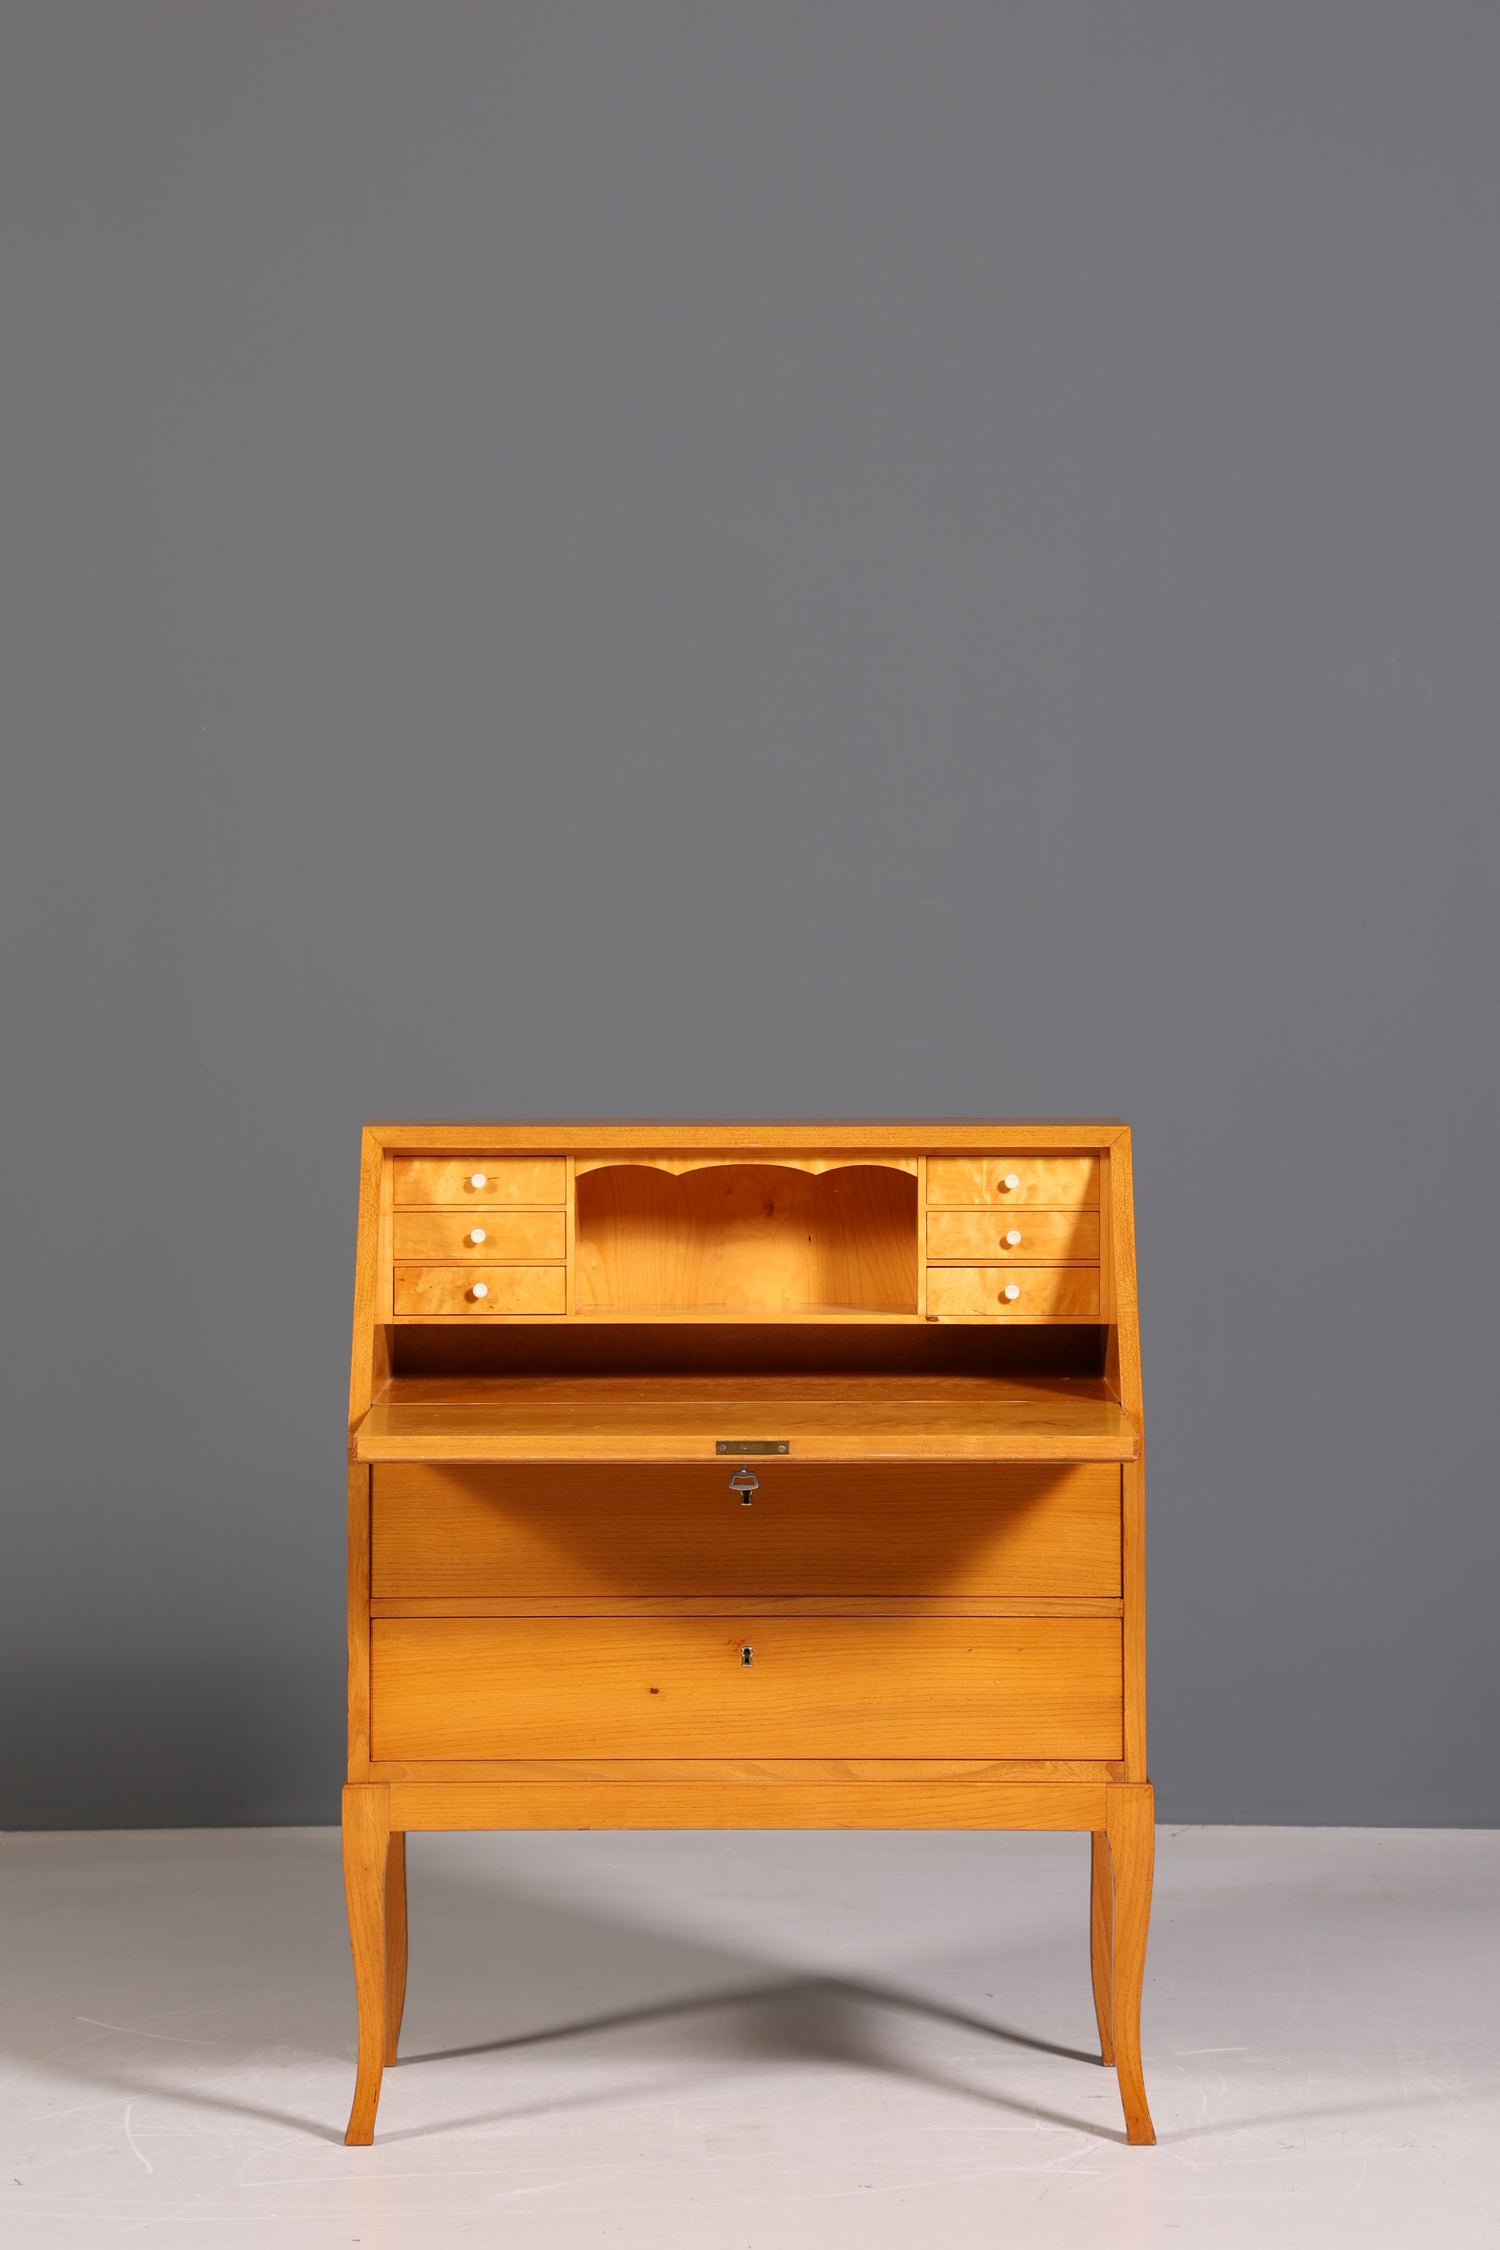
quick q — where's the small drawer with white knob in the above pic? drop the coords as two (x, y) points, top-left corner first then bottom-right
(392, 1157), (567, 1207)
(392, 1266), (567, 1318)
(925, 1265), (1101, 1319)
(393, 1210), (567, 1263)
(926, 1157), (1099, 1208)
(925, 1209), (1100, 1263)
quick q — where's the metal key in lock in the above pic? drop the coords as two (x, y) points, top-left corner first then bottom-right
(729, 1464), (759, 1507)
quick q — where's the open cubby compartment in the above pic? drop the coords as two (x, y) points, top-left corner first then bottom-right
(574, 1160), (918, 1317)
(387, 1321), (1108, 1379)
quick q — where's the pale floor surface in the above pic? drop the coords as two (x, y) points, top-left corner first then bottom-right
(1, 1825), (1496, 2248)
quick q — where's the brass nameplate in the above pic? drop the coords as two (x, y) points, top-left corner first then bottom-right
(715, 1439), (790, 1455)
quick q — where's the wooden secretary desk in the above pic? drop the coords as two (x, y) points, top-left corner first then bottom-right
(343, 1121), (1155, 2145)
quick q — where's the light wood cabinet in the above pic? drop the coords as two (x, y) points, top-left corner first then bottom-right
(344, 1122), (1155, 2146)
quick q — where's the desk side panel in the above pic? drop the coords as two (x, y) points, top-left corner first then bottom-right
(347, 1463), (372, 1779)
(1123, 1451), (1148, 1779)
(1103, 1130), (1143, 1423)
(347, 1129), (390, 1435)
(1103, 1131), (1147, 1779)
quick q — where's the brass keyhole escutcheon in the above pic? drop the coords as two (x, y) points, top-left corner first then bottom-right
(740, 1644), (753, 1667)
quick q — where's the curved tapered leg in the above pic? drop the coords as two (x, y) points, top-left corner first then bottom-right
(342, 1784), (390, 2145)
(1105, 1782), (1156, 2144)
(384, 1831), (408, 2066)
(1089, 1829), (1115, 2065)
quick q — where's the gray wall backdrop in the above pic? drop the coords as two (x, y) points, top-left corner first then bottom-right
(3, 4), (1496, 1827)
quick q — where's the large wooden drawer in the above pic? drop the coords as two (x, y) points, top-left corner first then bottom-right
(926, 1209), (1100, 1263)
(370, 1462), (1123, 1599)
(927, 1157), (1099, 1207)
(393, 1209), (567, 1262)
(926, 1266), (1101, 1319)
(393, 1157), (567, 1207)
(393, 1266), (567, 1317)
(370, 1616), (1124, 1759)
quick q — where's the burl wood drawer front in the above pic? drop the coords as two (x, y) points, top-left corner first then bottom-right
(926, 1157), (1100, 1207)
(926, 1209), (1100, 1263)
(370, 1463), (1123, 1600)
(393, 1210), (567, 1263)
(370, 1617), (1124, 1759)
(393, 1266), (567, 1317)
(926, 1266), (1101, 1319)
(393, 1157), (567, 1207)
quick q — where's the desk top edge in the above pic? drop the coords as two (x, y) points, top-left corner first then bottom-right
(362, 1120), (1133, 1150)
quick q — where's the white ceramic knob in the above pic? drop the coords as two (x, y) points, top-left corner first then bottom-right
(1001, 1171), (1021, 1190)
(1004, 1228), (1022, 1247)
(1002, 1282), (1021, 1301)
(469, 1171), (487, 1189)
(470, 1280), (489, 1300)
(469, 1227), (486, 1245)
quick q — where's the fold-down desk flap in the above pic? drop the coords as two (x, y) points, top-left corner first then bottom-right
(352, 1378), (1140, 1465)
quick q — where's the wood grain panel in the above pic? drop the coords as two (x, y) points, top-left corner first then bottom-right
(372, 1123), (1120, 1151)
(575, 1150), (920, 1177)
(393, 1157), (566, 1206)
(393, 1267), (567, 1318)
(575, 1164), (917, 1315)
(371, 1462), (1122, 1599)
(927, 1157), (1100, 1207)
(370, 1757), (1122, 1783)
(347, 1130), (387, 1433)
(370, 1617), (1124, 1760)
(354, 1376), (1140, 1463)
(372, 1598), (1123, 1620)
(1123, 1452), (1148, 1779)
(393, 1210), (567, 1262)
(926, 1267), (1101, 1319)
(387, 1779), (1110, 1830)
(347, 1464), (371, 1777)
(926, 1209), (1100, 1263)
